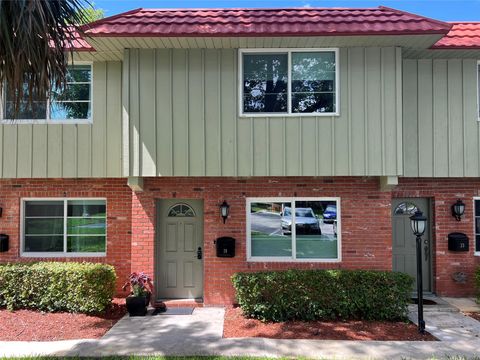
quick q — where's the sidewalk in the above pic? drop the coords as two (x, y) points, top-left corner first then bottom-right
(1, 300), (480, 359)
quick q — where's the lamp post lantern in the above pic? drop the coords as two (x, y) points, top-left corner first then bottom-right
(409, 210), (427, 334)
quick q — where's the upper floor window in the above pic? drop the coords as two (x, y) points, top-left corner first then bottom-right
(239, 49), (339, 117)
(2, 64), (92, 123)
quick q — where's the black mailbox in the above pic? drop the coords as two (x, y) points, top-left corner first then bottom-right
(448, 232), (469, 252)
(216, 237), (235, 258)
(0, 234), (8, 252)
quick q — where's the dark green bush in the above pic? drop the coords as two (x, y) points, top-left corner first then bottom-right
(475, 267), (480, 304)
(232, 269), (413, 322)
(0, 262), (116, 313)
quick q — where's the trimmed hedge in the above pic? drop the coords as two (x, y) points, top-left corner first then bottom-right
(476, 267), (480, 304)
(231, 269), (414, 322)
(0, 262), (116, 313)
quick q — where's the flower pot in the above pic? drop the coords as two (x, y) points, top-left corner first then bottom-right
(126, 295), (149, 316)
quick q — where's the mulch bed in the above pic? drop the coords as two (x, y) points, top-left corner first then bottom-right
(465, 312), (480, 322)
(223, 307), (436, 341)
(0, 298), (126, 341)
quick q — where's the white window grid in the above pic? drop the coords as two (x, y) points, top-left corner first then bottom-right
(0, 63), (93, 124)
(474, 197), (480, 255)
(238, 48), (340, 117)
(246, 197), (341, 262)
(20, 197), (107, 258)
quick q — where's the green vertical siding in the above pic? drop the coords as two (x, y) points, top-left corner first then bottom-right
(403, 59), (479, 177)
(124, 47), (403, 177)
(0, 61), (123, 178)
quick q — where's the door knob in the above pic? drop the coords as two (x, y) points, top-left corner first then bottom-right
(197, 247), (202, 260)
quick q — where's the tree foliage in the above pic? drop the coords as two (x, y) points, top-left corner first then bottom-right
(78, 3), (104, 24)
(0, 0), (91, 118)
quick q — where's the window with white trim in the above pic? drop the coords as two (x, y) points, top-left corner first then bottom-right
(477, 61), (480, 120)
(240, 49), (338, 116)
(247, 198), (340, 261)
(475, 198), (480, 253)
(3, 64), (92, 122)
(22, 199), (106, 256)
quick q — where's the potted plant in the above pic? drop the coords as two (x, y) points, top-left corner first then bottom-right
(122, 272), (153, 316)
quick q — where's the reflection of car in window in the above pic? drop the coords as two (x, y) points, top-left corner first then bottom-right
(323, 205), (337, 224)
(281, 207), (321, 235)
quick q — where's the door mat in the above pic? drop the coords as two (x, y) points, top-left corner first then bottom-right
(151, 307), (194, 315)
(410, 298), (437, 305)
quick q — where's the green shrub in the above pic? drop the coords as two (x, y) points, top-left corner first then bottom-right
(475, 267), (480, 304)
(0, 262), (116, 313)
(231, 269), (413, 322)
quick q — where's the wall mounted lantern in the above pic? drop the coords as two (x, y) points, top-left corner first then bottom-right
(451, 199), (465, 221)
(220, 200), (230, 224)
(410, 210), (428, 334)
(0, 207), (3, 217)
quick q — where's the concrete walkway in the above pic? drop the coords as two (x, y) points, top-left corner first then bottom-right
(1, 300), (480, 359)
(408, 297), (480, 342)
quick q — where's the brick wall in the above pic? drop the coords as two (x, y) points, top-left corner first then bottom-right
(1, 176), (478, 305)
(0, 178), (132, 294)
(132, 176), (393, 305)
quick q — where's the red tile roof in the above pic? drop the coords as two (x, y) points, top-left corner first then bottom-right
(432, 22), (480, 49)
(83, 6), (451, 37)
(51, 28), (94, 51)
(65, 31), (95, 51)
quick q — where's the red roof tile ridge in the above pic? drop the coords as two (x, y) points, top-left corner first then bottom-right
(137, 6), (382, 11)
(81, 8), (143, 32)
(83, 5), (454, 37)
(378, 5), (452, 29)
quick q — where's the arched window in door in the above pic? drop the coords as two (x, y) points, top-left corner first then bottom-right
(167, 203), (196, 217)
(394, 201), (419, 216)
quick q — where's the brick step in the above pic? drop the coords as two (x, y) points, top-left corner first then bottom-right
(154, 299), (204, 308)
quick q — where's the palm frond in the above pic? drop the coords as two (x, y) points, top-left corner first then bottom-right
(0, 0), (91, 118)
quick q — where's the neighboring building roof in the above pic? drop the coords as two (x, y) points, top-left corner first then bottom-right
(66, 32), (95, 51)
(53, 27), (95, 51)
(82, 6), (452, 37)
(432, 22), (480, 49)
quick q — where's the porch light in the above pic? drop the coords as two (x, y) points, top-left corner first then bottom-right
(451, 199), (465, 221)
(409, 210), (428, 334)
(220, 201), (230, 224)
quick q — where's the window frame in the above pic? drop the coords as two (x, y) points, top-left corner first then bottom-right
(0, 62), (93, 124)
(20, 197), (107, 258)
(477, 60), (480, 122)
(246, 197), (341, 262)
(238, 48), (340, 118)
(474, 197), (480, 256)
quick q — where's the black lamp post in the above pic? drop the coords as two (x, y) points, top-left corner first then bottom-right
(409, 210), (427, 334)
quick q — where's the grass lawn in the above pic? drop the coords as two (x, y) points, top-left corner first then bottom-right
(3, 356), (480, 360)
(1, 357), (290, 360)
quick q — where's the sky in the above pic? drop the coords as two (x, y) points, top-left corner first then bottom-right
(93, 0), (480, 21)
